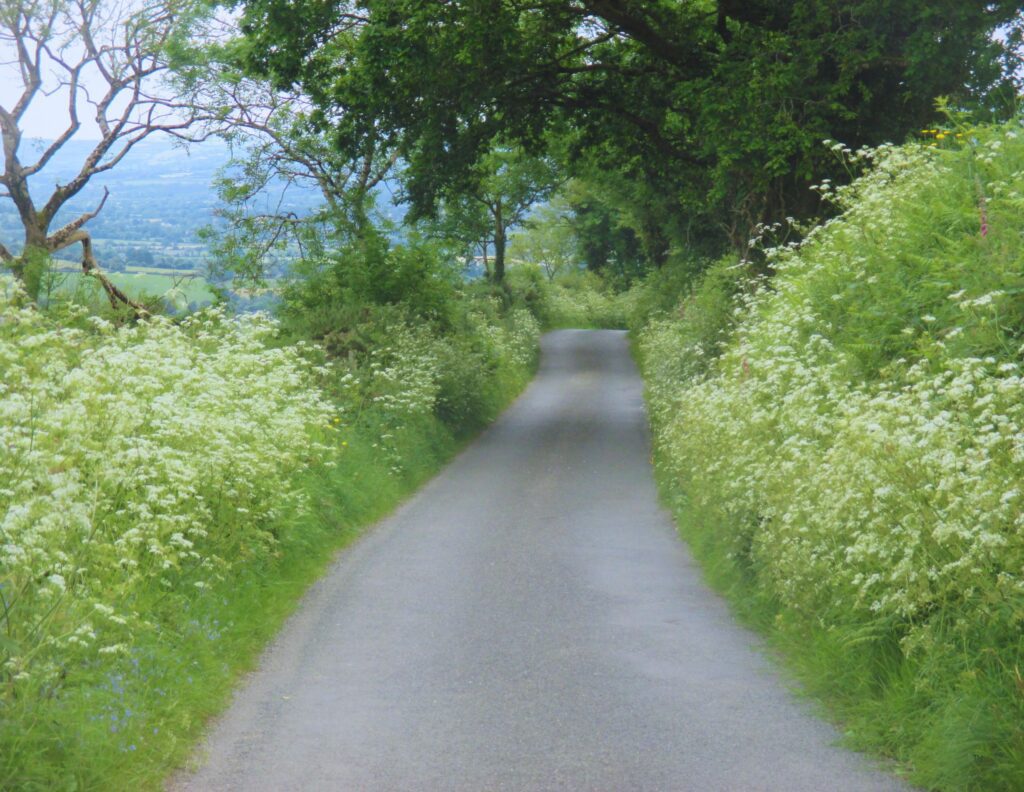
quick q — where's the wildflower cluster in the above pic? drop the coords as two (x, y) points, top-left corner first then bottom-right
(637, 120), (1024, 784)
(466, 304), (540, 371)
(0, 279), (334, 690)
(361, 323), (443, 415)
(327, 304), (540, 473)
(919, 127), (966, 147)
(332, 304), (539, 420)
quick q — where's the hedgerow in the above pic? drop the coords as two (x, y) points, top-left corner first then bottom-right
(503, 265), (631, 329)
(637, 120), (1024, 790)
(0, 274), (539, 789)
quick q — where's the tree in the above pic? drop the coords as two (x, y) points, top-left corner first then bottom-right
(178, 21), (398, 287)
(507, 197), (575, 281)
(421, 193), (494, 279)
(237, 0), (1024, 257)
(0, 0), (205, 312)
(428, 148), (559, 282)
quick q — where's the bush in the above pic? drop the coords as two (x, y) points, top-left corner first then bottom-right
(502, 264), (555, 325)
(279, 233), (462, 339)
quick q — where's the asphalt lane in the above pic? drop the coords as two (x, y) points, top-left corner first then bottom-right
(173, 330), (908, 792)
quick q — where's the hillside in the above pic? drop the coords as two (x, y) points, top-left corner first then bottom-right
(0, 138), (228, 270)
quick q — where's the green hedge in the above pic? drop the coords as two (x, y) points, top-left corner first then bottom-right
(0, 278), (538, 790)
(636, 121), (1024, 791)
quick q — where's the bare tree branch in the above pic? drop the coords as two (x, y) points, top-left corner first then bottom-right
(0, 0), (203, 307)
(47, 187), (109, 251)
(22, 57), (83, 177)
(55, 228), (149, 317)
(183, 52), (401, 277)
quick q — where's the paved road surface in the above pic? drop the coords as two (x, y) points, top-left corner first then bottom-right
(173, 330), (908, 792)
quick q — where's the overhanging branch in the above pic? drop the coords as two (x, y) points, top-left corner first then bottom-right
(583, 0), (705, 71)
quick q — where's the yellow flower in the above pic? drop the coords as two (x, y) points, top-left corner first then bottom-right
(936, 133), (946, 140)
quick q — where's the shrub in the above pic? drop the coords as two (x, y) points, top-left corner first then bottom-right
(280, 233), (461, 339)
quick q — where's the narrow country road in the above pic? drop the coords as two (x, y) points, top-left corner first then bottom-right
(173, 331), (908, 792)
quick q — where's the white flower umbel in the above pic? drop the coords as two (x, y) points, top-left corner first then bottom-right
(0, 284), (334, 687)
(638, 123), (1024, 659)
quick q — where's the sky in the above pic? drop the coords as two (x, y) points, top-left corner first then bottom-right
(0, 0), (204, 143)
(0, 85), (105, 142)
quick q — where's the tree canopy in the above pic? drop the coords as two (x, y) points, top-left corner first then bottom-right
(237, 0), (1024, 259)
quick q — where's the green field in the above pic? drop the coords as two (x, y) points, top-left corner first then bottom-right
(48, 267), (217, 309)
(123, 265), (198, 276)
(114, 272), (216, 305)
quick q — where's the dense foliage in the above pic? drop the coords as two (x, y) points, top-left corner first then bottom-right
(238, 0), (1022, 260)
(634, 121), (1024, 790)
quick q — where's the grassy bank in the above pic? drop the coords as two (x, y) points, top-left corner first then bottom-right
(0, 277), (538, 790)
(632, 121), (1024, 790)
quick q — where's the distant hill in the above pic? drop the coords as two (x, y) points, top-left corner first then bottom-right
(0, 136), (407, 274)
(0, 138), (228, 269)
